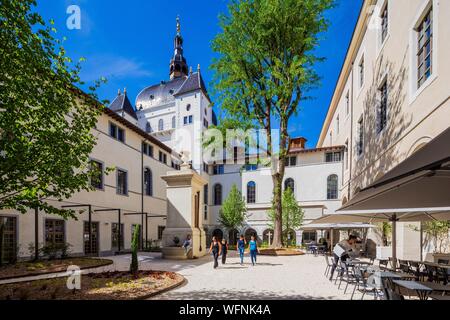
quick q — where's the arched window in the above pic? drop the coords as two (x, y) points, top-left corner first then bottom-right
(327, 175), (338, 200)
(284, 178), (295, 194)
(144, 168), (153, 196)
(214, 184), (222, 206)
(247, 181), (256, 203)
(171, 116), (176, 129)
(158, 119), (164, 131)
(145, 122), (152, 133)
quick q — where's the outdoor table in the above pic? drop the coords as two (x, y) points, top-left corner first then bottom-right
(393, 280), (433, 300)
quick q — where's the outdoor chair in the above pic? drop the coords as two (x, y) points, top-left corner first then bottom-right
(379, 259), (389, 271)
(381, 278), (404, 300)
(398, 260), (411, 274)
(337, 261), (358, 294)
(408, 261), (426, 281)
(424, 264), (438, 282)
(324, 254), (333, 277)
(331, 256), (343, 283)
(350, 266), (382, 300)
(435, 266), (449, 285)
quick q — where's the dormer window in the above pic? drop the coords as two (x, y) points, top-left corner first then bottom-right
(169, 89), (174, 94)
(150, 95), (154, 100)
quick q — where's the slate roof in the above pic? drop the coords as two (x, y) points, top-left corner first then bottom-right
(174, 71), (207, 97)
(109, 92), (138, 120)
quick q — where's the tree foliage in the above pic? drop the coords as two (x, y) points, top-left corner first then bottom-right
(422, 221), (450, 254)
(0, 0), (106, 218)
(268, 188), (304, 245)
(211, 0), (333, 247)
(218, 184), (247, 232)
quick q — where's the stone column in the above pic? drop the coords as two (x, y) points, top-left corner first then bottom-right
(160, 163), (207, 259)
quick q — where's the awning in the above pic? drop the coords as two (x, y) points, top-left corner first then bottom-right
(301, 223), (375, 230)
(340, 127), (450, 215)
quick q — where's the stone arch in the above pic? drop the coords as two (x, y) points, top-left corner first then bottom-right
(342, 196), (348, 205)
(212, 228), (223, 241)
(228, 229), (239, 245)
(262, 229), (274, 245)
(407, 136), (432, 157)
(244, 228), (258, 243)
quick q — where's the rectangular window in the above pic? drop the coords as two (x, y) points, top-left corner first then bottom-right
(142, 142), (153, 157)
(109, 123), (117, 138)
(203, 162), (209, 174)
(417, 8), (433, 89)
(189, 115), (193, 124)
(377, 79), (388, 133)
(336, 115), (340, 135)
(111, 223), (124, 250)
(325, 152), (342, 163)
(109, 123), (125, 142)
(117, 169), (128, 195)
(357, 117), (364, 156)
(183, 116), (188, 125)
(346, 92), (350, 115)
(284, 156), (297, 167)
(204, 184), (208, 205)
(381, 2), (389, 43)
(203, 119), (208, 128)
(0, 216), (17, 264)
(45, 219), (65, 246)
(163, 154), (167, 164)
(84, 221), (99, 254)
(157, 226), (165, 240)
(213, 164), (224, 175)
(159, 151), (163, 162)
(89, 160), (103, 189)
(245, 164), (258, 171)
(345, 140), (349, 170)
(117, 127), (125, 142)
(359, 56), (365, 88)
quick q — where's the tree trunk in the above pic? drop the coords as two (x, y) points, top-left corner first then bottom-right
(271, 175), (283, 249)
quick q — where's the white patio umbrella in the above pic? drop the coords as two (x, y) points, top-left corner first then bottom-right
(314, 128), (450, 267)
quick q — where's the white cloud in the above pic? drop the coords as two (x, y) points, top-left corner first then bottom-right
(80, 54), (153, 82)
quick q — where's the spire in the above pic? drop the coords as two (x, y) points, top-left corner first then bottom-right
(169, 15), (188, 80)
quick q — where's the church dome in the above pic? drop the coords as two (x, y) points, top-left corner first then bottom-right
(135, 76), (186, 109)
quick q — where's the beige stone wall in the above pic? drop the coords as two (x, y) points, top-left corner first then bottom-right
(1, 110), (179, 258)
(317, 0), (450, 260)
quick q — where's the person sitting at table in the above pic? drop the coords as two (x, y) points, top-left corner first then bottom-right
(329, 235), (358, 281)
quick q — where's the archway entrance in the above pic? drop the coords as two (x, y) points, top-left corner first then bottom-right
(212, 229), (223, 241)
(228, 229), (239, 245)
(244, 228), (257, 243)
(263, 229), (274, 246)
(284, 229), (296, 247)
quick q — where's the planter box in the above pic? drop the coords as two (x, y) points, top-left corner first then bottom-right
(424, 252), (450, 263)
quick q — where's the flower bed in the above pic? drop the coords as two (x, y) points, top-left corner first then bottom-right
(0, 270), (184, 300)
(259, 248), (305, 256)
(0, 258), (113, 280)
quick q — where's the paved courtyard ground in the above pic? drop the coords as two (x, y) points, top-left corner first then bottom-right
(0, 252), (360, 300)
(114, 252), (350, 300)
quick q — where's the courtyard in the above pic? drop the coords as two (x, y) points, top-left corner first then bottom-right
(0, 252), (351, 300)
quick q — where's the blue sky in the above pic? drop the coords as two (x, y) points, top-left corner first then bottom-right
(36, 0), (362, 147)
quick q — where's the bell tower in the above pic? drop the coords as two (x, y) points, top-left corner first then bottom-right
(169, 16), (188, 80)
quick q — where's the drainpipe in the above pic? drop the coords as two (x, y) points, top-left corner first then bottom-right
(141, 142), (144, 249)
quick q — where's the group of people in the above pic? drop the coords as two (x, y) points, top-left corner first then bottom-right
(208, 234), (259, 269)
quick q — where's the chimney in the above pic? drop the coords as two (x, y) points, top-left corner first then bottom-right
(289, 137), (307, 150)
(118, 89), (121, 96)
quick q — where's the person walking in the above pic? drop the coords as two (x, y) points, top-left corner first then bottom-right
(249, 235), (259, 266)
(208, 236), (222, 269)
(221, 239), (228, 264)
(237, 235), (246, 265)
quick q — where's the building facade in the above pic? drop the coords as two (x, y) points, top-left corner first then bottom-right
(1, 17), (346, 261)
(317, 0), (450, 259)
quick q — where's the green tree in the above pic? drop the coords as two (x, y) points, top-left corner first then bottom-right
(211, 0), (333, 247)
(218, 184), (247, 235)
(130, 225), (140, 278)
(0, 0), (106, 218)
(422, 221), (450, 254)
(376, 222), (392, 246)
(268, 188), (304, 246)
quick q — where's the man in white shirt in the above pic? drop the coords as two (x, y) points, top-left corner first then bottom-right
(329, 235), (358, 281)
